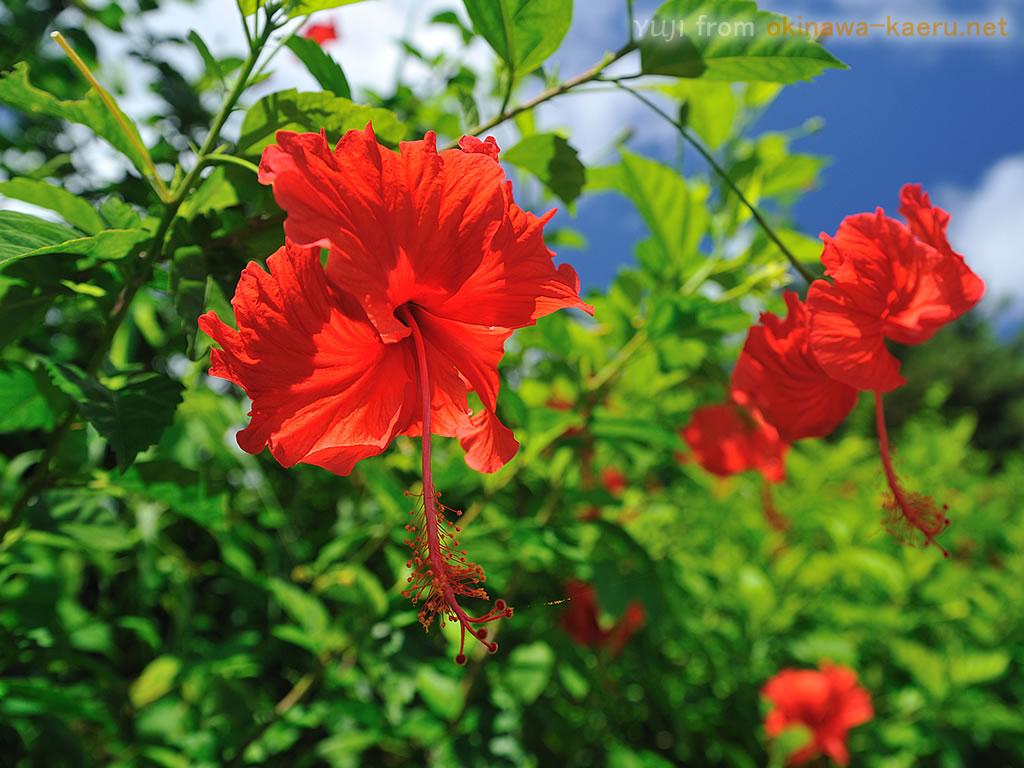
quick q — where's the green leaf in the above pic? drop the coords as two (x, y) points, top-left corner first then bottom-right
(237, 89), (406, 156)
(130, 656), (182, 709)
(0, 211), (150, 269)
(0, 362), (64, 433)
(463, 0), (573, 76)
(0, 210), (81, 267)
(504, 641), (555, 704)
(416, 666), (464, 721)
(240, 0), (369, 19)
(0, 178), (106, 235)
(664, 80), (736, 150)
(47, 364), (185, 472)
(950, 651), (1010, 687)
(640, 0), (847, 83)
(0, 62), (152, 177)
(502, 133), (585, 210)
(268, 578), (330, 648)
(187, 30), (224, 85)
(588, 149), (709, 276)
(286, 35), (351, 99)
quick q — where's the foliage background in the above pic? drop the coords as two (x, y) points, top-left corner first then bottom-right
(1, 1), (1022, 767)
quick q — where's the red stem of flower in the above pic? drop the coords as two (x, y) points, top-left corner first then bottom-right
(396, 305), (507, 662)
(873, 391), (950, 557)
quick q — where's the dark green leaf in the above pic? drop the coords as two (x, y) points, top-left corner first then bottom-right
(502, 133), (585, 210)
(237, 89), (406, 156)
(286, 35), (351, 99)
(640, 0), (847, 82)
(0, 178), (106, 235)
(463, 0), (573, 76)
(48, 364), (185, 472)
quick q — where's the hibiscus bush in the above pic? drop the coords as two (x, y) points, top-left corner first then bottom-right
(2, 1), (1022, 767)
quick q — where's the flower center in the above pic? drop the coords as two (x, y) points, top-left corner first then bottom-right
(394, 304), (512, 664)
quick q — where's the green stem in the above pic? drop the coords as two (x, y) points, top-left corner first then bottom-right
(610, 81), (816, 285)
(444, 40), (639, 149)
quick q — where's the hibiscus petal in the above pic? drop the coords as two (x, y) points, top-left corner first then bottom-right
(198, 243), (416, 475)
(806, 279), (906, 392)
(458, 408), (519, 474)
(732, 291), (858, 441)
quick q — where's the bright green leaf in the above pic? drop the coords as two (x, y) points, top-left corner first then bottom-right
(505, 641), (555, 704)
(588, 149), (709, 277)
(286, 35), (351, 99)
(268, 578), (330, 647)
(463, 0), (573, 76)
(640, 0), (846, 82)
(237, 89), (406, 156)
(0, 62), (152, 177)
(416, 667), (464, 721)
(0, 362), (63, 433)
(240, 0), (370, 19)
(0, 179), (106, 235)
(130, 656), (182, 709)
(0, 210), (80, 268)
(502, 133), (585, 210)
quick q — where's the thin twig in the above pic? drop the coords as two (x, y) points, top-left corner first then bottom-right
(444, 40), (639, 149)
(610, 81), (816, 284)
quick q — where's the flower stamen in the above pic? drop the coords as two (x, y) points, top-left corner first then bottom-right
(874, 392), (950, 557)
(396, 304), (513, 664)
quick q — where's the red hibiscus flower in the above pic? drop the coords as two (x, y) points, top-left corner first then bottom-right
(681, 396), (788, 484)
(561, 580), (645, 655)
(731, 291), (858, 443)
(201, 126), (590, 662)
(806, 184), (984, 394)
(302, 21), (339, 46)
(762, 663), (873, 766)
(804, 185), (980, 556)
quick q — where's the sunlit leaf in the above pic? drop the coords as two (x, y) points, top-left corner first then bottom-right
(463, 0), (573, 76)
(640, 0), (846, 82)
(237, 89), (406, 155)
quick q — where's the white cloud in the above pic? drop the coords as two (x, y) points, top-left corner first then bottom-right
(936, 153), (1024, 323)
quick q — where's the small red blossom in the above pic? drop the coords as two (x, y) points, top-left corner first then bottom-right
(302, 21), (338, 46)
(560, 580), (645, 655)
(202, 126), (590, 662)
(600, 465), (628, 495)
(762, 663), (873, 766)
(681, 397), (788, 484)
(806, 184), (984, 393)
(732, 291), (858, 442)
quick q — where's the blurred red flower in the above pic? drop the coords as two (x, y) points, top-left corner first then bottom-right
(202, 126), (590, 662)
(732, 290), (858, 442)
(302, 21), (338, 46)
(806, 184), (984, 393)
(762, 663), (873, 766)
(561, 580), (645, 655)
(681, 397), (788, 483)
(600, 465), (628, 495)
